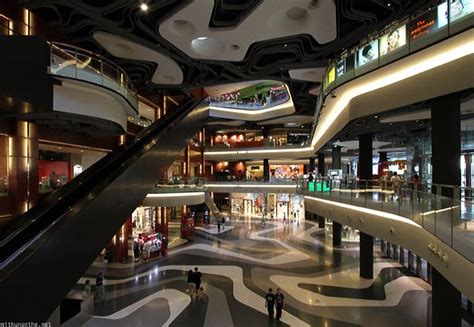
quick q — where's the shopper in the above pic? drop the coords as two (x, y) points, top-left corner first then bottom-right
(187, 269), (195, 297)
(265, 288), (275, 319)
(217, 219), (221, 232)
(308, 173), (314, 182)
(275, 288), (285, 321)
(193, 267), (202, 298)
(390, 171), (402, 199)
(95, 272), (105, 303)
(83, 280), (92, 298)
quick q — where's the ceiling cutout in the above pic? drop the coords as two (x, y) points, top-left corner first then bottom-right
(289, 67), (325, 82)
(159, 0), (336, 61)
(93, 31), (183, 85)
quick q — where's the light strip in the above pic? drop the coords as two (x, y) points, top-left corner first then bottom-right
(209, 98), (293, 115)
(146, 192), (205, 198)
(205, 31), (473, 157)
(311, 32), (474, 148)
(304, 195), (422, 228)
(420, 206), (460, 216)
(206, 183), (296, 188)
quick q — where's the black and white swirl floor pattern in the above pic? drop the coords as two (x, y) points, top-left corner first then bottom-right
(70, 219), (432, 326)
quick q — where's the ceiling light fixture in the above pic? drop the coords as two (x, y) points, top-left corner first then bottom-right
(140, 3), (148, 12)
(196, 36), (208, 41)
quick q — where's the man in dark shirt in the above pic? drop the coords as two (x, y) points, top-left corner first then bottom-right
(275, 288), (285, 321)
(265, 288), (275, 319)
(193, 267), (202, 298)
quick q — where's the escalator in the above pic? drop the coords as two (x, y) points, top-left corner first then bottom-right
(0, 98), (209, 322)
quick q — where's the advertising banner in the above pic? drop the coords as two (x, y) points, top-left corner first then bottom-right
(357, 40), (378, 67)
(380, 25), (407, 56)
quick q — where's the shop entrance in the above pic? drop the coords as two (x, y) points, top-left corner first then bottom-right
(243, 199), (253, 216)
(276, 201), (289, 221)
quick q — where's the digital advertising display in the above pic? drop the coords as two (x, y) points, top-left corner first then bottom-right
(357, 40), (378, 67)
(450, 0), (474, 22)
(380, 25), (407, 56)
(336, 59), (345, 78)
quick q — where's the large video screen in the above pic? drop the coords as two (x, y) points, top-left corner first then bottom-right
(380, 25), (407, 56)
(357, 40), (378, 67)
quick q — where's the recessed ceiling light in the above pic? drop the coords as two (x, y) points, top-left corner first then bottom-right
(387, 2), (391, 7)
(140, 3), (148, 12)
(196, 36), (208, 41)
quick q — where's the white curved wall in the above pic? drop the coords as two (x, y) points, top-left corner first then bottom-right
(304, 195), (474, 302)
(53, 79), (130, 131)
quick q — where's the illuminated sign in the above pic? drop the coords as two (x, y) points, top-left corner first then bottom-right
(308, 181), (315, 192)
(326, 66), (335, 85)
(357, 40), (378, 67)
(336, 59), (345, 78)
(380, 25), (407, 56)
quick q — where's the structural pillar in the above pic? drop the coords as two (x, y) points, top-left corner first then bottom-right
(332, 145), (341, 170)
(332, 221), (342, 247)
(358, 133), (373, 180)
(318, 215), (325, 228)
(309, 157), (316, 174)
(360, 231), (374, 279)
(263, 159), (270, 181)
(432, 269), (461, 327)
(430, 93), (461, 326)
(317, 152), (325, 176)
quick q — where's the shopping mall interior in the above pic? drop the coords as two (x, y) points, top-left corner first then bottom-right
(0, 0), (473, 326)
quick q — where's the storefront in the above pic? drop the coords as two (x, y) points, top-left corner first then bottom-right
(270, 164), (304, 181)
(230, 192), (305, 222)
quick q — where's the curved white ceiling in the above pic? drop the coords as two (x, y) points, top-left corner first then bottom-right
(159, 0), (337, 61)
(288, 67), (325, 82)
(93, 31), (183, 85)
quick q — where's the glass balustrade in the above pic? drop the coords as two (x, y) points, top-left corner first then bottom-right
(297, 178), (474, 263)
(49, 42), (138, 111)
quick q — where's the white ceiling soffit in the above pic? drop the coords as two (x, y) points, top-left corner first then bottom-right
(159, 0), (337, 61)
(258, 115), (314, 126)
(204, 80), (272, 97)
(308, 86), (321, 95)
(379, 110), (431, 123)
(334, 140), (391, 150)
(206, 120), (245, 126)
(93, 31), (183, 85)
(288, 67), (325, 82)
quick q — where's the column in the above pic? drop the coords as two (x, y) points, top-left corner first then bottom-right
(360, 231), (374, 279)
(317, 152), (325, 176)
(9, 121), (39, 216)
(432, 269), (461, 327)
(430, 93), (461, 326)
(358, 133), (372, 180)
(332, 145), (341, 169)
(263, 159), (270, 181)
(332, 221), (342, 247)
(318, 216), (325, 228)
(378, 151), (388, 177)
(309, 157), (315, 173)
(464, 154), (471, 197)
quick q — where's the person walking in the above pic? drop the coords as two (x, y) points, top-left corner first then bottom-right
(390, 171), (401, 200)
(265, 288), (275, 319)
(95, 272), (105, 303)
(187, 269), (195, 298)
(275, 288), (285, 321)
(83, 280), (92, 298)
(193, 267), (202, 298)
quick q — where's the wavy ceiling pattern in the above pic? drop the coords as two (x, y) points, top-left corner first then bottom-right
(20, 0), (434, 118)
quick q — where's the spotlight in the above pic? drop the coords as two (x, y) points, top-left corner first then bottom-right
(140, 3), (148, 12)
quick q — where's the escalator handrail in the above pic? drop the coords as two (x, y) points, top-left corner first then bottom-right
(0, 98), (200, 266)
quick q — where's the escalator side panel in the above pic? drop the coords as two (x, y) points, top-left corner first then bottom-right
(0, 103), (209, 321)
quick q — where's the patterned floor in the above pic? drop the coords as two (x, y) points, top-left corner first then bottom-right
(70, 219), (432, 326)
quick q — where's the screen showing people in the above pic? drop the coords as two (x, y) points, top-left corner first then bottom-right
(357, 40), (378, 67)
(380, 25), (407, 56)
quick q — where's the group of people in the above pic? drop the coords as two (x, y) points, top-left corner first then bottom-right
(265, 288), (285, 321)
(187, 267), (203, 299)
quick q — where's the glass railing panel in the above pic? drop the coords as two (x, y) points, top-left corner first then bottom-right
(75, 53), (102, 86)
(433, 194), (455, 245)
(50, 47), (77, 79)
(452, 197), (474, 261)
(101, 60), (120, 93)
